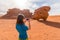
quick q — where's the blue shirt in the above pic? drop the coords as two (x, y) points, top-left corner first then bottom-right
(16, 24), (28, 39)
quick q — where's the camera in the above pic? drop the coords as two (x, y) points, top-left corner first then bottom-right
(26, 18), (29, 20)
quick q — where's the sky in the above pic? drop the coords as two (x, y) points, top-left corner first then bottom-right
(0, 0), (60, 15)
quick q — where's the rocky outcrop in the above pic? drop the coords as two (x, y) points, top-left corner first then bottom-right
(32, 6), (51, 21)
(0, 8), (21, 19)
(22, 9), (32, 18)
(0, 8), (32, 19)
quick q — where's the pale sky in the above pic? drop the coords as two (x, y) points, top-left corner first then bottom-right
(0, 0), (60, 15)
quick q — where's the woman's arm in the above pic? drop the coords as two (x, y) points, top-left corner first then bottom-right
(25, 19), (31, 30)
(28, 19), (31, 30)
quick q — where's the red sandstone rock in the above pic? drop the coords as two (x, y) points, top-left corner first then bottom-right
(0, 8), (32, 19)
(32, 6), (51, 21)
(22, 9), (32, 18)
(0, 8), (21, 19)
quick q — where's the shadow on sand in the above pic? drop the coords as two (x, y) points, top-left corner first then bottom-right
(38, 20), (60, 28)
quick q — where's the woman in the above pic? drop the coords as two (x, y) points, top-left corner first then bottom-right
(16, 14), (31, 40)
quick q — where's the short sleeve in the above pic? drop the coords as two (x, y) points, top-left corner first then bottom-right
(23, 26), (28, 31)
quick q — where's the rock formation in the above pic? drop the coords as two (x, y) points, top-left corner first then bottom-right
(0, 8), (21, 19)
(22, 9), (32, 18)
(32, 6), (51, 21)
(0, 8), (32, 19)
(0, 6), (51, 20)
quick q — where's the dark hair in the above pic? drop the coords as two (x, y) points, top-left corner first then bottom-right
(16, 15), (25, 24)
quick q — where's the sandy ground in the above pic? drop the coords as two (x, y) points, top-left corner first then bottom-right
(0, 16), (60, 40)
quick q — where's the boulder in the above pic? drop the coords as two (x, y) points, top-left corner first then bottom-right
(32, 6), (51, 21)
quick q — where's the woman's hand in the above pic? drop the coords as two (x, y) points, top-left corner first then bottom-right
(24, 18), (31, 30)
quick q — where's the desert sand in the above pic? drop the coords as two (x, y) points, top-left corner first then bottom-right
(0, 16), (60, 40)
